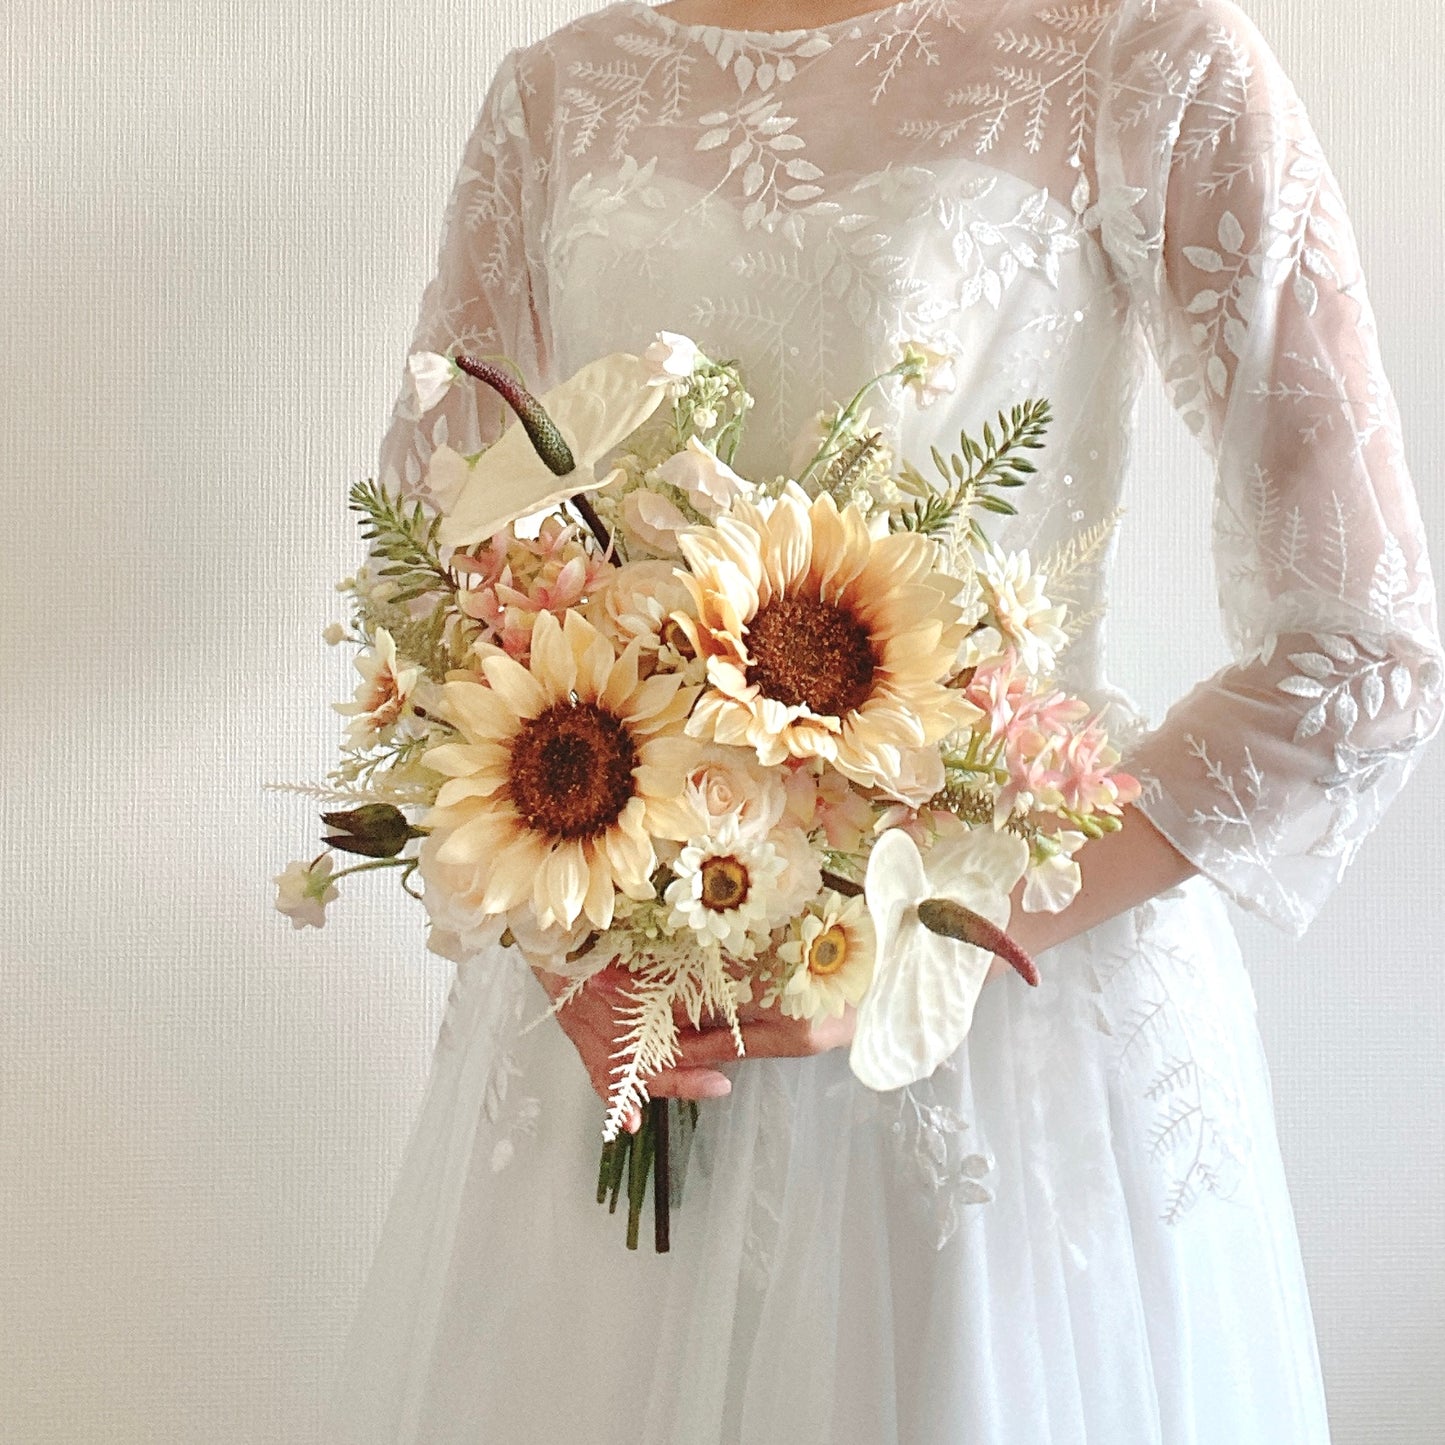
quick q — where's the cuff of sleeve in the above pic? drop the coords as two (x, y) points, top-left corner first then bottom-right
(1130, 780), (1318, 939)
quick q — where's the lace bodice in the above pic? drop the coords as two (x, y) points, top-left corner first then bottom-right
(376, 0), (1443, 937)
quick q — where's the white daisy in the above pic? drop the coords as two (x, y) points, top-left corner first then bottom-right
(333, 629), (422, 749)
(779, 893), (876, 1022)
(664, 813), (789, 958)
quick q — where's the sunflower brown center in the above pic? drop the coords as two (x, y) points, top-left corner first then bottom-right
(745, 593), (877, 717)
(507, 702), (639, 840)
(700, 856), (749, 911)
(807, 925), (849, 976)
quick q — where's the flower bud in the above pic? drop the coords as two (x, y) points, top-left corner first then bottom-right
(320, 803), (426, 858)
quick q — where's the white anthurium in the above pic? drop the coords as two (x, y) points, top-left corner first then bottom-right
(422, 444), (472, 515)
(850, 825), (1030, 1092)
(435, 352), (668, 551)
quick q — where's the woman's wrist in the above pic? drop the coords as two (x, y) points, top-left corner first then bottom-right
(1006, 805), (1199, 960)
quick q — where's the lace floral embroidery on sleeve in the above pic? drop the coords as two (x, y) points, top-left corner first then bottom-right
(1091, 0), (1444, 934)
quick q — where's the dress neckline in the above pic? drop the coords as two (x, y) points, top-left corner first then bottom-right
(622, 0), (927, 41)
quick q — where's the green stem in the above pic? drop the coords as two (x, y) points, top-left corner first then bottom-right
(795, 365), (906, 489)
(606, 1127), (628, 1214)
(821, 868), (863, 899)
(652, 1097), (671, 1254)
(596, 1138), (617, 1206)
(321, 855), (414, 884)
(625, 1113), (652, 1251)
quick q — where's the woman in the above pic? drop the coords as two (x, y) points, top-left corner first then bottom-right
(326, 1), (1443, 1440)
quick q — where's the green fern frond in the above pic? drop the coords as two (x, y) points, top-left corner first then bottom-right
(818, 430), (885, 504)
(893, 399), (1052, 538)
(348, 478), (453, 602)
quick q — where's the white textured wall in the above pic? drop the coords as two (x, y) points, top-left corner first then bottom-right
(0, 2), (1440, 1442)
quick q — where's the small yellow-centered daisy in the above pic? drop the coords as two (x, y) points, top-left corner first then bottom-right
(779, 892), (876, 1022)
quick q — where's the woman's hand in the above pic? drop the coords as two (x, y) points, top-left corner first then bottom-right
(651, 991), (858, 1082)
(529, 875), (1038, 1116)
(528, 958), (735, 1134)
(649, 920), (1025, 1076)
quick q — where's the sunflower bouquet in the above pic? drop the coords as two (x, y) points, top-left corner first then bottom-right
(271, 331), (1140, 1250)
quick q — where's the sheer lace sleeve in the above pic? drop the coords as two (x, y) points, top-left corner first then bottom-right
(376, 47), (552, 498)
(1094, 0), (1444, 935)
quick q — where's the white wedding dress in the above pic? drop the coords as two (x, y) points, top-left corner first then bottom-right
(324, 2), (1444, 1441)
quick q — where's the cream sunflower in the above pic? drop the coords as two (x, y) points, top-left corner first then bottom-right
(779, 893), (876, 1022)
(674, 484), (977, 789)
(419, 609), (698, 932)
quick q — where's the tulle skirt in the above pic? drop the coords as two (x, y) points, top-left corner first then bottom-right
(322, 875), (1331, 1444)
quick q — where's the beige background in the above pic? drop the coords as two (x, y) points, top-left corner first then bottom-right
(1, 1), (1441, 1440)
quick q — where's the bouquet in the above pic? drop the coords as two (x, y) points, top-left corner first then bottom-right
(271, 331), (1139, 1250)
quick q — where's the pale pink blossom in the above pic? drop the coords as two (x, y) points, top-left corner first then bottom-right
(1052, 722), (1142, 816)
(655, 437), (749, 516)
(621, 487), (692, 554)
(964, 650), (1032, 738)
(451, 521), (611, 662)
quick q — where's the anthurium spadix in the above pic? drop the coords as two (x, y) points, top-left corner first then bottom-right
(850, 825), (1033, 1092)
(434, 353), (668, 551)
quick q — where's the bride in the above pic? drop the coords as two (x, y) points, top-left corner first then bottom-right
(324, 1), (1444, 1440)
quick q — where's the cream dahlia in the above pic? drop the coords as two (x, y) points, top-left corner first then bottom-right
(674, 484), (977, 788)
(419, 610), (698, 932)
(972, 545), (1068, 675)
(588, 559), (705, 682)
(333, 628), (421, 749)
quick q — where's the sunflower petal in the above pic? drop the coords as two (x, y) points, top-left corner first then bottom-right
(528, 611), (576, 699)
(480, 653), (549, 718)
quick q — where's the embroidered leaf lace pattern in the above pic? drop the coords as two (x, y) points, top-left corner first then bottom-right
(372, 0), (1442, 1230)
(1093, 0), (1445, 935)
